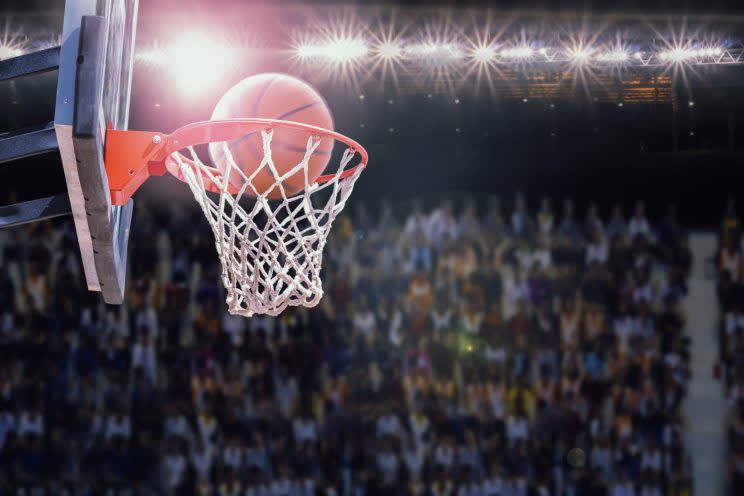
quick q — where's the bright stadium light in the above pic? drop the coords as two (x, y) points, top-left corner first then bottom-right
(167, 34), (237, 93)
(0, 43), (23, 60)
(135, 42), (167, 65)
(660, 47), (698, 62)
(472, 44), (497, 63)
(405, 41), (463, 60)
(568, 45), (591, 62)
(377, 41), (403, 60)
(295, 37), (368, 62)
(500, 46), (534, 59)
(596, 50), (629, 62)
(296, 43), (319, 59)
(697, 47), (723, 57)
(0, 31), (27, 61)
(323, 37), (369, 62)
(406, 41), (438, 56)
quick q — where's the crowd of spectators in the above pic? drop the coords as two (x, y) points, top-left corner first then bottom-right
(0, 193), (693, 495)
(716, 198), (744, 495)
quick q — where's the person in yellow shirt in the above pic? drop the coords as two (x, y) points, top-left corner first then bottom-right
(507, 379), (534, 418)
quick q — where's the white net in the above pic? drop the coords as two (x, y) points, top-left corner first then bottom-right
(168, 128), (363, 317)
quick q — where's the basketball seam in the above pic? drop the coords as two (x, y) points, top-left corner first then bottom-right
(216, 76), (333, 197)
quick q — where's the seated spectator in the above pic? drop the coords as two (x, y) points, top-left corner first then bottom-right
(628, 201), (652, 241)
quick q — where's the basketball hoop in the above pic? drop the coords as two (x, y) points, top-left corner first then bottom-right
(103, 118), (368, 317)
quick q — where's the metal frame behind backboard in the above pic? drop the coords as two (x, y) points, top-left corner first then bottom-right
(54, 0), (138, 304)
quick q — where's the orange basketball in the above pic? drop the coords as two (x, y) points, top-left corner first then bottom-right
(209, 73), (334, 199)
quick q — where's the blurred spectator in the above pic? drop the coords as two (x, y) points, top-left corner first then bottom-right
(0, 196), (693, 494)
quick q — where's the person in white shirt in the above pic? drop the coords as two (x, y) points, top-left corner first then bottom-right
(431, 306), (453, 333)
(613, 301), (635, 352)
(376, 442), (400, 486)
(164, 408), (191, 442)
(131, 335), (157, 385)
(433, 437), (455, 469)
(163, 443), (187, 491)
(640, 440), (662, 473)
(197, 409), (218, 447)
(586, 229), (609, 265)
(628, 202), (652, 240)
(506, 410), (529, 444)
(409, 410), (430, 448)
(17, 408), (43, 437)
(428, 201), (459, 247)
(481, 462), (504, 496)
(270, 474), (293, 496)
(352, 297), (376, 339)
(532, 236), (552, 270)
(611, 472), (636, 496)
(222, 438), (243, 472)
(293, 413), (318, 445)
(403, 441), (425, 482)
(245, 433), (270, 477)
(377, 410), (403, 440)
(190, 438), (214, 483)
(503, 265), (528, 320)
(632, 282), (654, 306)
(104, 410), (131, 440)
(274, 366), (298, 418)
(536, 196), (554, 238)
(222, 313), (246, 346)
(403, 203), (431, 240)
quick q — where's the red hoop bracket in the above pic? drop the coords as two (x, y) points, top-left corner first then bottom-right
(104, 118), (369, 206)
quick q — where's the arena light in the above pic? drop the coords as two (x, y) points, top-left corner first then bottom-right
(472, 44), (497, 63)
(135, 42), (167, 65)
(596, 50), (629, 62)
(0, 29), (27, 61)
(660, 47), (698, 62)
(298, 37), (369, 63)
(323, 37), (369, 62)
(167, 34), (237, 93)
(376, 41), (403, 60)
(296, 43), (319, 59)
(500, 46), (534, 59)
(0, 42), (23, 60)
(696, 47), (723, 57)
(568, 45), (592, 62)
(405, 41), (463, 60)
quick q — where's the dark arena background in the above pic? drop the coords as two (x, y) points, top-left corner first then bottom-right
(2, 0), (744, 495)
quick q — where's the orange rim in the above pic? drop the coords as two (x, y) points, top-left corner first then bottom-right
(160, 118), (368, 192)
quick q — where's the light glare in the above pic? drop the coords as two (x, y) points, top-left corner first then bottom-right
(501, 46), (534, 59)
(298, 37), (368, 62)
(168, 34), (236, 93)
(661, 47), (698, 62)
(568, 46), (591, 61)
(406, 41), (463, 59)
(473, 45), (497, 63)
(0, 43), (23, 60)
(377, 41), (402, 60)
(597, 50), (628, 62)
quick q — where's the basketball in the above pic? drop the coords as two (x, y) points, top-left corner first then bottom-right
(209, 73), (334, 199)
